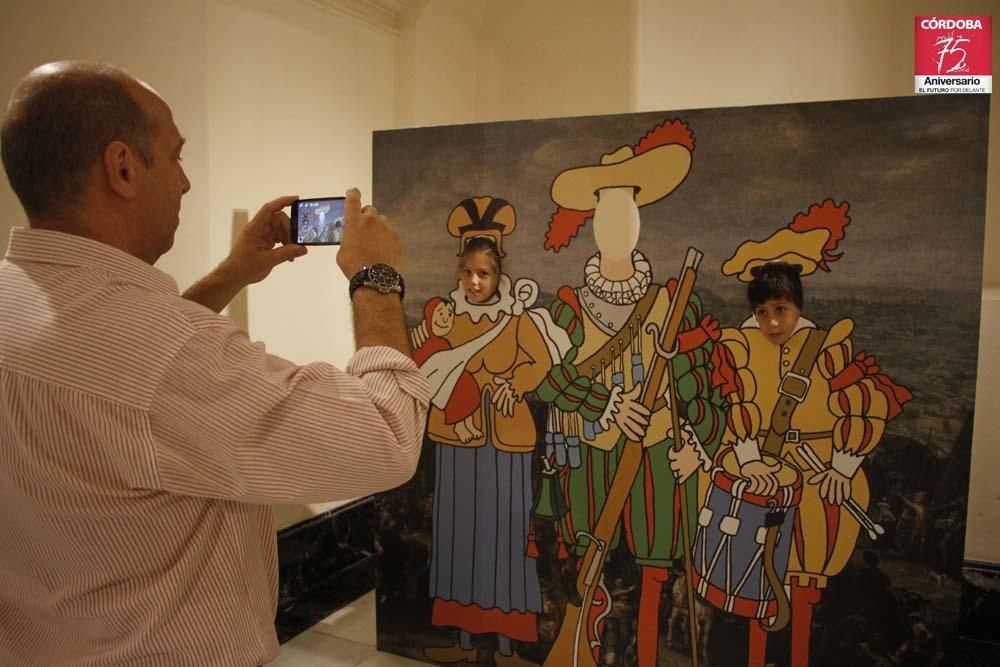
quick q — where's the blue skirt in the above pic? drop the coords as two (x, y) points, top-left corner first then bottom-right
(429, 438), (542, 616)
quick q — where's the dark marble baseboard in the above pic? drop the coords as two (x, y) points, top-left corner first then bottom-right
(960, 560), (1000, 645)
(272, 493), (1000, 662)
(274, 497), (376, 644)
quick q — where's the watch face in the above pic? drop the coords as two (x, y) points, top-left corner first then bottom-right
(368, 263), (400, 290)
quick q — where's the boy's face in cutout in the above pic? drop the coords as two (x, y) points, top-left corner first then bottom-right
(754, 298), (802, 346)
(431, 301), (455, 336)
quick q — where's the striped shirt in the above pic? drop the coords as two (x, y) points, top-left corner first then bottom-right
(0, 227), (429, 666)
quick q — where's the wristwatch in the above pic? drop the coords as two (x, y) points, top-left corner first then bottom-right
(349, 263), (404, 300)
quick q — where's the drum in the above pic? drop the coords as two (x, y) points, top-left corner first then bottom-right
(692, 449), (802, 620)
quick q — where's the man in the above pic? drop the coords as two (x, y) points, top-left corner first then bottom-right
(0, 61), (428, 666)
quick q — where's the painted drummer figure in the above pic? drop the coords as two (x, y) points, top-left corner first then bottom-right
(670, 200), (913, 667)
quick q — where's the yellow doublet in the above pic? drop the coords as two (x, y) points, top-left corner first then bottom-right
(719, 318), (890, 587)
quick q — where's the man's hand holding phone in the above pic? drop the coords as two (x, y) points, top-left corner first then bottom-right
(183, 195), (308, 313)
(336, 188), (402, 280)
(225, 195), (309, 285)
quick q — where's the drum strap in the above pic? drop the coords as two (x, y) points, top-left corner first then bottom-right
(762, 328), (827, 457)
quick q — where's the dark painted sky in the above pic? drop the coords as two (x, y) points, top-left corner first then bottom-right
(374, 95), (989, 321)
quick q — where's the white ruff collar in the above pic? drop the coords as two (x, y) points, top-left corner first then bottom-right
(741, 315), (815, 332)
(584, 250), (652, 305)
(451, 274), (517, 323)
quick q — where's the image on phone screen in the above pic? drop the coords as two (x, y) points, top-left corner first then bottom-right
(294, 197), (345, 245)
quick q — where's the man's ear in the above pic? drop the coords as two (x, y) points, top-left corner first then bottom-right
(102, 141), (141, 200)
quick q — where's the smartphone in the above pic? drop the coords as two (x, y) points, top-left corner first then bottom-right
(290, 196), (346, 245)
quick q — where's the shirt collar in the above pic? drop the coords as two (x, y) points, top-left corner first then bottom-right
(5, 227), (179, 296)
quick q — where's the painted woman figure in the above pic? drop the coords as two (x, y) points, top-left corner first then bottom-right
(416, 197), (568, 667)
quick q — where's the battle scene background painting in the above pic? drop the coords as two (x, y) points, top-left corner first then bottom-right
(372, 95), (989, 667)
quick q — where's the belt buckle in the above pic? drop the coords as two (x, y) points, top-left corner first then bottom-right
(785, 429), (801, 444)
(778, 371), (811, 403)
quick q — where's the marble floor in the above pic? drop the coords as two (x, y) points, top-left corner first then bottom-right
(270, 592), (426, 667)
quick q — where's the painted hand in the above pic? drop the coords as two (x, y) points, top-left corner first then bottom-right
(829, 351), (880, 391)
(410, 320), (429, 350)
(613, 383), (650, 442)
(740, 459), (781, 496)
(492, 377), (520, 417)
(667, 429), (700, 484)
(677, 314), (723, 353)
(808, 468), (852, 506)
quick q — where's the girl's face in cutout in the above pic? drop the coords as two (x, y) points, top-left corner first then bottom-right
(431, 301), (455, 336)
(754, 298), (802, 346)
(460, 251), (499, 304)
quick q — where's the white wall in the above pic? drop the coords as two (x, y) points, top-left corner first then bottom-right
(395, 0), (636, 127)
(206, 0), (395, 371)
(0, 0), (212, 291)
(204, 0), (396, 526)
(968, 290), (1000, 564)
(395, 0), (485, 128)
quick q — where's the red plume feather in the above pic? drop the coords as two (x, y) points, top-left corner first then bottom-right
(544, 207), (592, 253)
(634, 119), (695, 155)
(788, 199), (851, 271)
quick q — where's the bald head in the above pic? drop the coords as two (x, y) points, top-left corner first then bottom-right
(1, 61), (156, 221)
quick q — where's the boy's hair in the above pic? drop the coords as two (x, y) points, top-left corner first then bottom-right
(747, 262), (804, 310)
(460, 235), (502, 278)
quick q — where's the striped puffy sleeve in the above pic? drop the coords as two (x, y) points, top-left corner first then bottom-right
(147, 319), (430, 504)
(711, 327), (762, 442)
(537, 288), (612, 421)
(818, 319), (913, 478)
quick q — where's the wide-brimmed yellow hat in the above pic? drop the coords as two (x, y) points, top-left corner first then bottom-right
(550, 144), (691, 212)
(722, 228), (831, 283)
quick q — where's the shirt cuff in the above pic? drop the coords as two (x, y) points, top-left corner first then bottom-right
(683, 423), (713, 472)
(832, 449), (865, 478)
(733, 437), (762, 467)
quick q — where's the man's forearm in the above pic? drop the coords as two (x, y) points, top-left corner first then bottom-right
(182, 262), (244, 314)
(352, 290), (411, 357)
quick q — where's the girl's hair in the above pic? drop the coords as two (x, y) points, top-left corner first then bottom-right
(460, 236), (502, 277)
(747, 262), (804, 310)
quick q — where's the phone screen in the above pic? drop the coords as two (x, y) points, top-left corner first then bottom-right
(292, 197), (345, 245)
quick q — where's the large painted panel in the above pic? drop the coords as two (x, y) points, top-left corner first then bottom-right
(373, 96), (988, 667)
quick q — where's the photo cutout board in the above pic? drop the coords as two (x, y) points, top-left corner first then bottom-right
(372, 95), (989, 667)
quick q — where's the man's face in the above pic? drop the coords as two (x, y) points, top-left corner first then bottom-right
(133, 86), (190, 262)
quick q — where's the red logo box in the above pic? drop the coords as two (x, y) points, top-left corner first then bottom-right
(915, 16), (991, 93)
